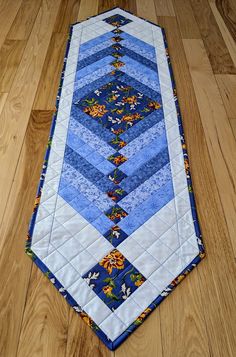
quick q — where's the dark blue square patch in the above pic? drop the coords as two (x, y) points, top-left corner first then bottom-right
(103, 14), (132, 27)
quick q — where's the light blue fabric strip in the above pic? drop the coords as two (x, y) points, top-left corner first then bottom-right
(119, 131), (167, 175)
(122, 39), (156, 63)
(65, 136), (105, 171)
(74, 64), (114, 91)
(121, 32), (156, 61)
(59, 179), (113, 235)
(69, 116), (115, 158)
(118, 179), (174, 235)
(61, 162), (114, 212)
(120, 120), (165, 158)
(119, 163), (171, 213)
(121, 57), (160, 93)
(75, 56), (114, 80)
(119, 108), (164, 143)
(79, 32), (114, 53)
(73, 74), (114, 102)
(79, 39), (113, 61)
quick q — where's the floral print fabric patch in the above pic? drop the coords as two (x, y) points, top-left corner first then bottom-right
(26, 8), (205, 351)
(83, 249), (146, 311)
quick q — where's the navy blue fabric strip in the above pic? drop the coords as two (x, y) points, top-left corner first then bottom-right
(118, 71), (162, 100)
(64, 145), (116, 192)
(120, 146), (170, 193)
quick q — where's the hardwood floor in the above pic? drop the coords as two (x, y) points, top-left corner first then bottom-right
(0, 0), (235, 356)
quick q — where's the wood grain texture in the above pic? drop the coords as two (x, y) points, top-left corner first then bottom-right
(215, 74), (236, 119)
(230, 119), (236, 138)
(0, 93), (8, 115)
(160, 17), (236, 357)
(0, 0), (236, 356)
(0, 0), (22, 49)
(77, 0), (99, 21)
(159, 271), (210, 357)
(156, 16), (210, 357)
(210, 2), (236, 66)
(116, 311), (162, 357)
(190, 0), (236, 74)
(0, 0), (61, 228)
(216, 0), (236, 43)
(66, 309), (113, 357)
(33, 33), (68, 110)
(153, 0), (175, 16)
(53, 0), (81, 34)
(136, 0), (157, 23)
(0, 110), (54, 357)
(98, 0), (137, 13)
(0, 39), (26, 92)
(183, 39), (236, 259)
(173, 0), (201, 39)
(7, 0), (42, 40)
(17, 264), (69, 357)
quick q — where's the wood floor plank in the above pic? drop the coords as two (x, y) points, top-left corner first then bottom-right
(136, 0), (157, 23)
(210, 2), (236, 66)
(116, 311), (162, 357)
(153, 0), (175, 16)
(190, 0), (236, 74)
(0, 0), (43, 93)
(0, 39), (26, 92)
(199, 250), (236, 357)
(77, 0), (98, 21)
(183, 39), (236, 355)
(230, 119), (236, 138)
(183, 39), (236, 259)
(33, 33), (68, 110)
(53, 0), (81, 34)
(0, 0), (22, 50)
(173, 0), (201, 39)
(66, 309), (112, 357)
(154, 15), (211, 357)
(0, 93), (8, 115)
(34, 0), (83, 111)
(0, 109), (54, 357)
(159, 270), (210, 357)
(216, 0), (236, 43)
(215, 74), (236, 119)
(0, 0), (61, 228)
(7, 0), (42, 40)
(17, 264), (69, 357)
(98, 0), (137, 13)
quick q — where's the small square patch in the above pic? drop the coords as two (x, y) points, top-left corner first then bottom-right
(108, 168), (127, 185)
(106, 186), (128, 202)
(103, 226), (128, 247)
(83, 249), (146, 311)
(107, 153), (127, 167)
(105, 204), (128, 223)
(103, 14), (132, 27)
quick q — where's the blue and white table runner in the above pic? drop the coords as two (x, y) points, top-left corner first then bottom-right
(27, 8), (205, 350)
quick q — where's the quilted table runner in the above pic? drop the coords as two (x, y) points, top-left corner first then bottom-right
(26, 8), (205, 350)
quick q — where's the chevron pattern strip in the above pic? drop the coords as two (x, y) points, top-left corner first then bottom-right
(26, 8), (205, 350)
